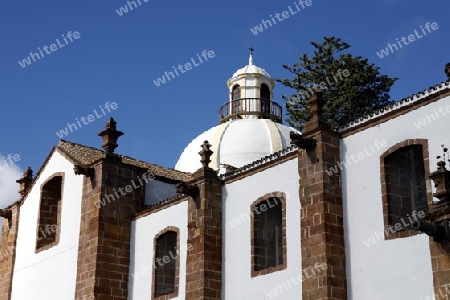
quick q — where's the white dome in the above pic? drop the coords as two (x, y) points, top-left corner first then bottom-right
(175, 119), (298, 173)
(231, 55), (271, 78)
(232, 64), (270, 78)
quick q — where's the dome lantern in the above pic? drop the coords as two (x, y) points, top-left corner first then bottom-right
(219, 49), (282, 124)
(175, 51), (298, 174)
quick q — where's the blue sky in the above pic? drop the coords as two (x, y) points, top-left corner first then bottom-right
(0, 0), (448, 206)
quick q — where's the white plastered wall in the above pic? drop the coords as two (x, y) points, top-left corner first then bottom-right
(11, 151), (83, 300)
(342, 95), (450, 299)
(128, 201), (188, 300)
(222, 157), (301, 300)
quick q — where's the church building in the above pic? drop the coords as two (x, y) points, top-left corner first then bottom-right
(1, 55), (450, 300)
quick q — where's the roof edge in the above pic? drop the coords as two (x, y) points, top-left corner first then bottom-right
(219, 144), (298, 180)
(339, 81), (450, 136)
(16, 146), (58, 207)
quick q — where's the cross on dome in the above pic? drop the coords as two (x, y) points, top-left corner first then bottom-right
(249, 46), (254, 65)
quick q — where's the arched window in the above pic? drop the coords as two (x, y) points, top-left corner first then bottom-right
(231, 85), (241, 114)
(36, 173), (64, 251)
(380, 139), (432, 240)
(384, 145), (428, 227)
(260, 83), (270, 100)
(251, 193), (286, 277)
(153, 230), (178, 298)
(260, 84), (271, 115)
(232, 85), (241, 100)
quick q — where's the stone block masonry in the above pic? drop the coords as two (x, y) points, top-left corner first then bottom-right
(74, 155), (146, 300)
(0, 205), (20, 300)
(293, 93), (348, 299)
(185, 160), (223, 299)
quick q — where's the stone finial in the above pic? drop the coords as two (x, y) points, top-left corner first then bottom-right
(436, 145), (449, 169)
(437, 160), (446, 170)
(97, 117), (124, 153)
(16, 167), (33, 197)
(199, 140), (213, 168)
(429, 145), (450, 203)
(445, 63), (450, 79)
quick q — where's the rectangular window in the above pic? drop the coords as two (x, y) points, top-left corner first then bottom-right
(253, 197), (283, 271)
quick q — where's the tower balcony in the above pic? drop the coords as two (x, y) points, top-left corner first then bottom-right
(219, 98), (282, 124)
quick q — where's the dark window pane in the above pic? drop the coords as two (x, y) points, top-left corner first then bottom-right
(232, 85), (241, 114)
(154, 231), (177, 297)
(385, 145), (427, 229)
(37, 176), (62, 249)
(261, 84), (271, 115)
(254, 197), (283, 271)
(260, 84), (270, 100)
(232, 85), (241, 100)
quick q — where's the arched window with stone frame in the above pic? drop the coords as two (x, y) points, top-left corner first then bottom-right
(251, 192), (287, 277)
(152, 227), (180, 299)
(36, 173), (64, 252)
(380, 139), (432, 240)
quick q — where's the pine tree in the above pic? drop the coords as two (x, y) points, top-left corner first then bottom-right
(277, 36), (398, 130)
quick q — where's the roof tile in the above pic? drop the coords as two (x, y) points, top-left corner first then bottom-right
(57, 140), (192, 182)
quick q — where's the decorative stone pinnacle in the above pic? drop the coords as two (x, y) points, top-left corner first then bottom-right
(97, 117), (124, 153)
(436, 145), (449, 170)
(199, 140), (213, 168)
(16, 167), (33, 196)
(23, 167), (32, 178)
